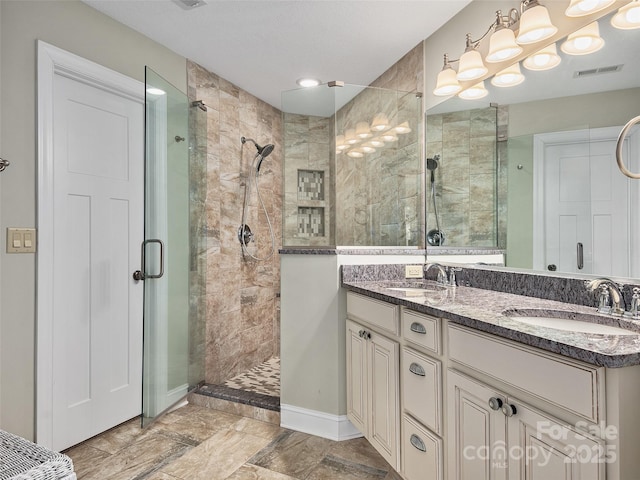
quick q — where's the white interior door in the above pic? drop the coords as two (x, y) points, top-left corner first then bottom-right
(37, 42), (144, 451)
(534, 127), (638, 277)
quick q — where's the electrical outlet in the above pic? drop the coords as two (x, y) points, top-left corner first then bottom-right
(405, 265), (423, 279)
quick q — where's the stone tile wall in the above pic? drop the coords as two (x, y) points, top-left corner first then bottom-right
(187, 60), (282, 385)
(426, 106), (505, 247)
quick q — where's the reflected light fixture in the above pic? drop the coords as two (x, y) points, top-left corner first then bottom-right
(347, 149), (364, 158)
(335, 135), (347, 152)
(381, 132), (399, 142)
(457, 35), (488, 81)
(371, 113), (390, 132)
(458, 81), (489, 100)
(360, 145), (376, 154)
(491, 62), (525, 87)
(146, 87), (166, 95)
(523, 43), (561, 70)
(516, 0), (558, 44)
(296, 78), (320, 88)
(486, 11), (523, 62)
(611, 0), (640, 29)
(344, 128), (359, 145)
(394, 122), (412, 134)
(356, 121), (372, 139)
(369, 137), (386, 147)
(561, 21), (605, 55)
(433, 55), (462, 96)
(565, 0), (615, 17)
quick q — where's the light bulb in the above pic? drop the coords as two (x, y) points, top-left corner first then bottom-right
(523, 43), (561, 71)
(561, 21), (604, 55)
(344, 129), (359, 145)
(394, 122), (412, 134)
(611, 1), (640, 29)
(371, 113), (390, 132)
(458, 81), (488, 100)
(565, 0), (614, 17)
(491, 63), (525, 88)
(369, 138), (385, 147)
(347, 149), (364, 158)
(355, 122), (372, 139)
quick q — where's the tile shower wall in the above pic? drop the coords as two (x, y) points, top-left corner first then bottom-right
(283, 115), (332, 246)
(426, 106), (507, 247)
(187, 60), (283, 385)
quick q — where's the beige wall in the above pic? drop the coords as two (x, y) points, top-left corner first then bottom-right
(506, 88), (640, 268)
(0, 0), (186, 440)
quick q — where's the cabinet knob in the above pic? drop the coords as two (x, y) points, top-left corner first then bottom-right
(358, 329), (371, 340)
(488, 397), (503, 411)
(502, 403), (517, 417)
(410, 434), (427, 452)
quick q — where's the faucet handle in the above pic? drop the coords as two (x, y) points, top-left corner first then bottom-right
(627, 288), (640, 319)
(448, 267), (462, 286)
(597, 285), (611, 314)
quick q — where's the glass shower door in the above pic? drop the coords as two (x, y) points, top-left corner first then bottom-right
(141, 67), (191, 425)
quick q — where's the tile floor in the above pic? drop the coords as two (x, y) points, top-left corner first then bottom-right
(64, 404), (401, 480)
(224, 357), (280, 397)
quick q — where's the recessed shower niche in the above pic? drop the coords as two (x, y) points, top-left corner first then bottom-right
(282, 83), (422, 247)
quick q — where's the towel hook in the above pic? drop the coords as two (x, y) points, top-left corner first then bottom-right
(0, 157), (9, 172)
(616, 116), (640, 179)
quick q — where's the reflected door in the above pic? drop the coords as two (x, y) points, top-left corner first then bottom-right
(141, 67), (191, 425)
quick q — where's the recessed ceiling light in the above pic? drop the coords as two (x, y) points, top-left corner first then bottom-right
(296, 78), (320, 88)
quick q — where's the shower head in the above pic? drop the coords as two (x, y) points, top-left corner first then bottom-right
(241, 136), (275, 172)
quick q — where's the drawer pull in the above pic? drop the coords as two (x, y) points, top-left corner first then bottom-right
(409, 362), (426, 377)
(410, 434), (427, 452)
(410, 322), (427, 334)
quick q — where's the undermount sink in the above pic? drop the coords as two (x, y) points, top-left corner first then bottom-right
(503, 309), (638, 336)
(387, 284), (447, 297)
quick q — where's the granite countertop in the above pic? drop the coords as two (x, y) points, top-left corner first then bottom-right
(342, 279), (640, 368)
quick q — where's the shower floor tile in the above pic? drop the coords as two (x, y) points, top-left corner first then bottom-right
(224, 357), (280, 397)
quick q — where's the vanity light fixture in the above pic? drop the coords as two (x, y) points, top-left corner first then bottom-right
(347, 149), (364, 158)
(296, 78), (320, 88)
(360, 145), (376, 154)
(369, 137), (386, 148)
(486, 10), (523, 62)
(458, 81), (489, 100)
(561, 21), (605, 55)
(380, 132), (399, 142)
(523, 43), (562, 70)
(565, 0), (615, 17)
(433, 55), (462, 96)
(344, 128), (359, 145)
(335, 135), (348, 152)
(491, 62), (525, 87)
(516, 0), (558, 44)
(371, 113), (390, 132)
(457, 35), (489, 81)
(611, 0), (640, 29)
(394, 122), (412, 134)
(355, 121), (373, 139)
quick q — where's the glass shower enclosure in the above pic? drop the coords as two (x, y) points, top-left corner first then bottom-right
(281, 83), (423, 247)
(142, 67), (206, 425)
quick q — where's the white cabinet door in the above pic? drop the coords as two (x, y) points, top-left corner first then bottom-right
(447, 370), (508, 480)
(507, 400), (604, 480)
(369, 330), (400, 470)
(346, 320), (368, 435)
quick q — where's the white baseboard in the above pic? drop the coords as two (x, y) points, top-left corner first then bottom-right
(280, 404), (363, 441)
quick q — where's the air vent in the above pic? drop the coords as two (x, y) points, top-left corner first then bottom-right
(574, 64), (623, 78)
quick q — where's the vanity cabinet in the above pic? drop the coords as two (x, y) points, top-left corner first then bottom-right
(346, 293), (400, 470)
(447, 369), (604, 480)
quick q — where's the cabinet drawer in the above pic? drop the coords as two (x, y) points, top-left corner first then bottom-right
(402, 309), (440, 355)
(401, 415), (443, 480)
(448, 324), (603, 423)
(402, 348), (441, 434)
(347, 292), (399, 335)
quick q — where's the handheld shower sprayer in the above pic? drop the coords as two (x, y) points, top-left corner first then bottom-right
(241, 136), (275, 173)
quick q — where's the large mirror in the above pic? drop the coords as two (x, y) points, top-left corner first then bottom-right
(426, 6), (640, 280)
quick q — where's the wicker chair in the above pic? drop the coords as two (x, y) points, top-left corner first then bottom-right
(0, 430), (76, 480)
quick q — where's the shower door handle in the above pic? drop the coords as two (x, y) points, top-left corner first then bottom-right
(133, 239), (165, 281)
(577, 242), (584, 270)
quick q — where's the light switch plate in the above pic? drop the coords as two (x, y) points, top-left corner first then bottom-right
(6, 228), (37, 254)
(405, 265), (423, 278)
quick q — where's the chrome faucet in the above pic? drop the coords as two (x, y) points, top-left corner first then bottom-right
(585, 278), (626, 315)
(425, 262), (448, 286)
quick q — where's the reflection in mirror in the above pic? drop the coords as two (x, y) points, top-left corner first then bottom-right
(426, 7), (640, 280)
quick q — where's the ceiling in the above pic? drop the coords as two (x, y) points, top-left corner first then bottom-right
(82, 0), (472, 109)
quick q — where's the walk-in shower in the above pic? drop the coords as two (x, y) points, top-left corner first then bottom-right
(426, 155), (445, 246)
(238, 136), (276, 261)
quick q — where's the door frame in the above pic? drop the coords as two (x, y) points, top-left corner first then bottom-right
(36, 41), (144, 448)
(531, 126), (637, 272)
